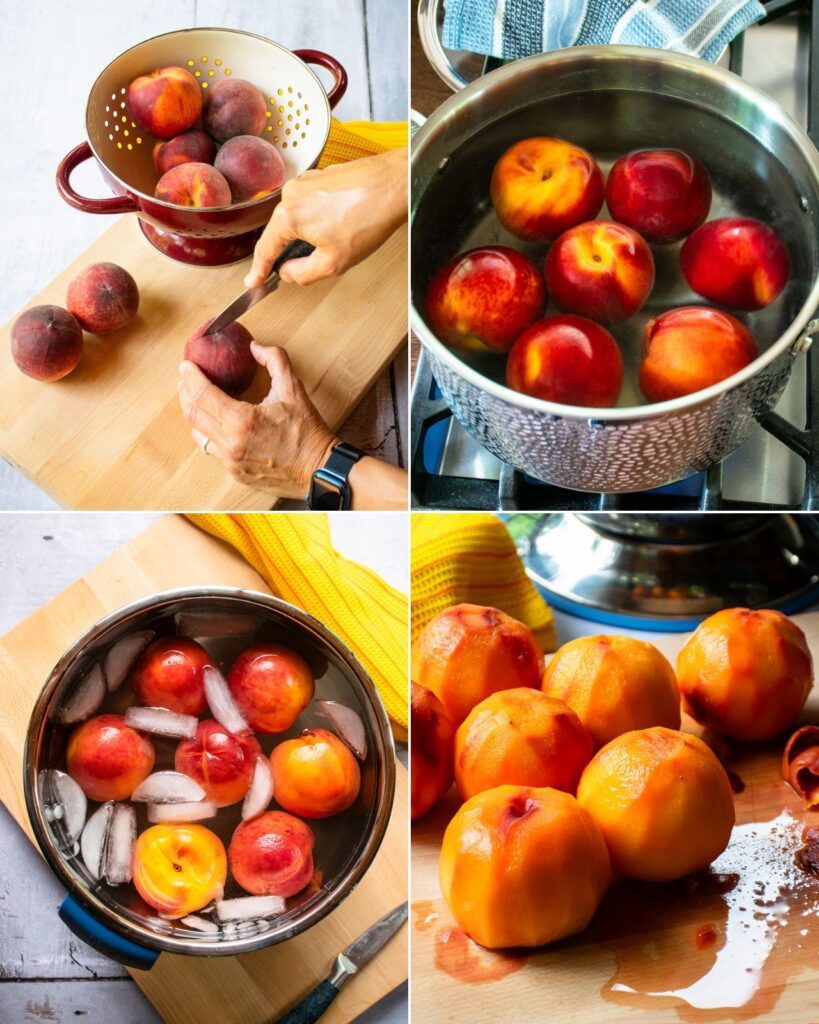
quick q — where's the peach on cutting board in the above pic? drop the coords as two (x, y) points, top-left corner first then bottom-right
(214, 136), (286, 203)
(439, 785), (611, 948)
(131, 637), (210, 716)
(154, 162), (232, 208)
(66, 713), (155, 802)
(424, 246), (545, 353)
(676, 608), (813, 741)
(132, 823), (227, 917)
(10, 305), (83, 381)
(227, 644), (314, 734)
(66, 262), (139, 335)
(127, 66), (203, 139)
(204, 78), (268, 142)
(229, 810), (314, 898)
(490, 137), (605, 243)
(175, 719), (262, 807)
(184, 320), (258, 398)
(153, 129), (216, 176)
(411, 682), (455, 820)
(270, 728), (361, 819)
(506, 314), (623, 406)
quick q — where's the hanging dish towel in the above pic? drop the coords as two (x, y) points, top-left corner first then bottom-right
(443, 0), (765, 63)
(319, 119), (407, 168)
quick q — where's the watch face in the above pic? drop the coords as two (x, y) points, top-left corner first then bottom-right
(310, 477), (344, 510)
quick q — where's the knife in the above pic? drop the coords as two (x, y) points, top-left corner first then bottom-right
(272, 902), (408, 1024)
(202, 238), (316, 336)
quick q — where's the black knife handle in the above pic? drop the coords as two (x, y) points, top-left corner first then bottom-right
(272, 238), (316, 274)
(273, 979), (338, 1024)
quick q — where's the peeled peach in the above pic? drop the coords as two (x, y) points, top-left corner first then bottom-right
(214, 136), (286, 203)
(490, 137), (605, 243)
(545, 220), (655, 325)
(439, 785), (610, 948)
(227, 644), (314, 734)
(155, 162), (231, 208)
(542, 635), (681, 749)
(412, 604), (543, 726)
(228, 811), (315, 897)
(270, 728), (361, 818)
(184, 319), (257, 397)
(127, 66), (203, 139)
(175, 719), (262, 807)
(577, 727), (735, 881)
(11, 305), (83, 381)
(66, 262), (139, 335)
(411, 681), (454, 819)
(132, 637), (210, 716)
(455, 688), (592, 800)
(204, 78), (268, 142)
(132, 824), (227, 917)
(153, 129), (216, 176)
(676, 608), (813, 741)
(66, 714), (155, 802)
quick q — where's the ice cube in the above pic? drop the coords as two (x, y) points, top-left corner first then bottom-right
(40, 770), (87, 846)
(147, 800), (218, 824)
(81, 801), (114, 880)
(315, 700), (368, 759)
(104, 803), (136, 885)
(131, 771), (206, 804)
(124, 706), (198, 740)
(58, 664), (105, 725)
(203, 665), (250, 736)
(181, 914), (220, 934)
(241, 755), (274, 821)
(215, 895), (286, 922)
(175, 611), (258, 640)
(103, 630), (155, 692)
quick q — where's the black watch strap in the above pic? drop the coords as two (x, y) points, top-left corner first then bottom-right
(307, 442), (365, 510)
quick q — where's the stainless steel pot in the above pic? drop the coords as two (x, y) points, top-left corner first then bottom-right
(24, 587), (395, 965)
(411, 46), (819, 492)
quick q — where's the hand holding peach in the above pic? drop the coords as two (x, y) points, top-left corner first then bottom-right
(184, 320), (257, 398)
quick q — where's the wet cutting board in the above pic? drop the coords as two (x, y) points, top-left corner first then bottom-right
(412, 610), (819, 1024)
(0, 514), (407, 1024)
(0, 216), (407, 510)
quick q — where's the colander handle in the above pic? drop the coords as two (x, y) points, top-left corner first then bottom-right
(293, 49), (348, 109)
(56, 142), (140, 215)
(59, 894), (159, 970)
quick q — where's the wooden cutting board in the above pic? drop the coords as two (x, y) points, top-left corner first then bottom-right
(412, 611), (819, 1024)
(0, 216), (407, 510)
(0, 514), (407, 1024)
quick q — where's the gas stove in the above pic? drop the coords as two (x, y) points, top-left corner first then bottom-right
(412, 1), (819, 511)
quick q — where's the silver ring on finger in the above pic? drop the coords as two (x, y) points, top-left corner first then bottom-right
(201, 436), (212, 456)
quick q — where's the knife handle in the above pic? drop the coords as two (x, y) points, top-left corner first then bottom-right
(272, 238), (316, 275)
(273, 979), (338, 1024)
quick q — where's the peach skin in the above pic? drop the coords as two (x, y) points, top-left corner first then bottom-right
(66, 263), (139, 335)
(542, 635), (681, 749)
(411, 682), (455, 819)
(132, 824), (227, 917)
(66, 714), (154, 802)
(229, 811), (315, 897)
(490, 137), (605, 243)
(411, 604), (543, 726)
(184, 319), (257, 398)
(214, 136), (286, 203)
(153, 129), (216, 176)
(270, 728), (361, 818)
(11, 305), (83, 382)
(127, 66), (203, 139)
(676, 607), (813, 741)
(132, 637), (210, 716)
(204, 78), (268, 142)
(455, 688), (592, 800)
(545, 220), (655, 325)
(439, 785), (611, 948)
(577, 727), (735, 882)
(227, 643), (314, 734)
(175, 719), (262, 807)
(155, 163), (232, 208)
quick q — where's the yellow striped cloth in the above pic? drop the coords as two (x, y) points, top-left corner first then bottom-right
(411, 513), (558, 651)
(186, 514), (408, 731)
(319, 119), (407, 168)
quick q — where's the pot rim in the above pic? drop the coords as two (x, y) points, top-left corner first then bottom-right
(411, 44), (819, 423)
(24, 585), (396, 957)
(86, 26), (333, 215)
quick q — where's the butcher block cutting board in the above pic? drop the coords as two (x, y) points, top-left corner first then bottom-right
(412, 609), (819, 1024)
(0, 216), (407, 510)
(0, 514), (407, 1024)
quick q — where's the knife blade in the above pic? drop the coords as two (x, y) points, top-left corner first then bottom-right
(202, 237), (315, 336)
(272, 902), (408, 1024)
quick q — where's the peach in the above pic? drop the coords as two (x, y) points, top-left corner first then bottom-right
(411, 682), (455, 819)
(439, 785), (611, 948)
(542, 635), (681, 749)
(66, 262), (139, 335)
(184, 319), (257, 397)
(270, 728), (361, 818)
(214, 135), (286, 203)
(11, 305), (83, 382)
(506, 314), (622, 406)
(424, 246), (545, 353)
(680, 217), (790, 310)
(577, 727), (735, 881)
(606, 149), (712, 244)
(204, 78), (268, 142)
(152, 129), (216, 176)
(155, 162), (231, 208)
(66, 713), (155, 802)
(411, 604), (543, 726)
(227, 644), (314, 734)
(490, 137), (605, 243)
(545, 220), (655, 325)
(455, 688), (593, 800)
(676, 608), (813, 741)
(639, 306), (758, 403)
(132, 824), (227, 917)
(131, 637), (210, 716)
(229, 810), (314, 897)
(175, 719), (262, 807)
(127, 66), (203, 139)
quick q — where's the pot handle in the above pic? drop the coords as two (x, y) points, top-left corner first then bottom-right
(292, 49), (348, 109)
(56, 142), (140, 214)
(59, 893), (159, 970)
(417, 0), (469, 92)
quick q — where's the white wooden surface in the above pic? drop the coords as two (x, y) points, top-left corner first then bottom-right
(0, 511), (409, 1023)
(0, 0), (409, 511)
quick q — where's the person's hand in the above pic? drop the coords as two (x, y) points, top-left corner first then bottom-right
(177, 343), (338, 498)
(244, 146), (407, 288)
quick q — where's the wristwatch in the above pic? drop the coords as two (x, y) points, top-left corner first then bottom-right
(307, 442), (366, 510)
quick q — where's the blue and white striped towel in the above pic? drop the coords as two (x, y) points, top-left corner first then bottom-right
(442, 0), (766, 63)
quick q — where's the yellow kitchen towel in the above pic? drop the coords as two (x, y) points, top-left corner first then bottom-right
(411, 513), (558, 651)
(320, 119), (407, 168)
(186, 514), (408, 730)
